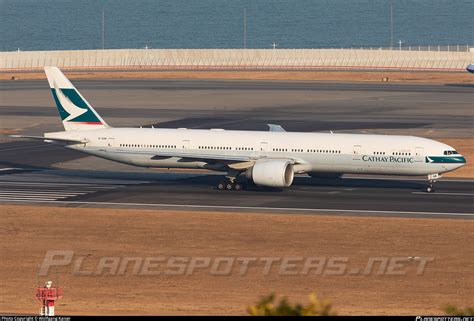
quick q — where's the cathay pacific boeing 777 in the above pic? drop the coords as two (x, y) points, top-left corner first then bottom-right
(12, 67), (466, 192)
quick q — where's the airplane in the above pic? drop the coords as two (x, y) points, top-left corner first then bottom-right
(467, 64), (474, 73)
(11, 67), (466, 193)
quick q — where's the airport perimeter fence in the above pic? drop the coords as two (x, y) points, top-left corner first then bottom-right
(343, 44), (473, 52)
(1, 48), (473, 72)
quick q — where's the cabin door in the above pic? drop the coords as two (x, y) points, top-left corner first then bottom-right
(352, 145), (362, 160)
(182, 140), (190, 150)
(415, 147), (424, 162)
(106, 137), (115, 147)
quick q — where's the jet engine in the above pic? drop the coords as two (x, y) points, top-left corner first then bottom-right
(246, 160), (294, 187)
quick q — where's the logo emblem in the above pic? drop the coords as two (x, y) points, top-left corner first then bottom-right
(54, 82), (87, 122)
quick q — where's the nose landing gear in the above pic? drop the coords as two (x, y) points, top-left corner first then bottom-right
(426, 185), (434, 193)
(426, 173), (440, 193)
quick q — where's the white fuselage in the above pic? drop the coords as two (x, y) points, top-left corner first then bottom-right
(46, 128), (466, 176)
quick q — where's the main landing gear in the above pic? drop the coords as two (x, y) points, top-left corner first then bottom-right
(217, 181), (243, 191)
(217, 170), (245, 191)
(426, 173), (440, 193)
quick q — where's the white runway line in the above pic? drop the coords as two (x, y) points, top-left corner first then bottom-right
(412, 192), (474, 196)
(12, 187), (118, 191)
(0, 199), (472, 217)
(0, 191), (85, 196)
(0, 182), (125, 188)
(0, 183), (121, 201)
(0, 196), (61, 201)
(0, 189), (91, 193)
(0, 193), (83, 199)
(343, 175), (474, 183)
(0, 188), (90, 194)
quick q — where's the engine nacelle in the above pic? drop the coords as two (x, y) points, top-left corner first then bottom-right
(246, 160), (294, 187)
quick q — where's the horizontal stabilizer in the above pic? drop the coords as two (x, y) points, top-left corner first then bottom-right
(9, 135), (87, 144)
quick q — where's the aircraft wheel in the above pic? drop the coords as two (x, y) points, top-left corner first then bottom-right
(234, 183), (242, 191)
(226, 183), (234, 191)
(217, 182), (225, 190)
(426, 185), (434, 193)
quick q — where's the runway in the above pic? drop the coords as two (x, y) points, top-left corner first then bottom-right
(1, 79), (473, 218)
(0, 169), (472, 219)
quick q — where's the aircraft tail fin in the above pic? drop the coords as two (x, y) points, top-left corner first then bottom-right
(44, 66), (109, 131)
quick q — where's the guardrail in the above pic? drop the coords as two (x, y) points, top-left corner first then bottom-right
(1, 48), (473, 72)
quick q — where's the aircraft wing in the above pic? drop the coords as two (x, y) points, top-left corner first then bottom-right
(9, 135), (87, 144)
(151, 151), (253, 163)
(151, 151), (304, 169)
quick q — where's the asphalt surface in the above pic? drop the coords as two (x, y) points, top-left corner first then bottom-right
(0, 79), (473, 218)
(0, 169), (472, 219)
(1, 79), (473, 135)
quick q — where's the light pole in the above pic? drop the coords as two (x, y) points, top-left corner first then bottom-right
(243, 8), (247, 49)
(101, 10), (105, 49)
(398, 39), (404, 50)
(390, 2), (394, 48)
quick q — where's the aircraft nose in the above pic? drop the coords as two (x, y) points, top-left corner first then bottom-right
(451, 154), (467, 169)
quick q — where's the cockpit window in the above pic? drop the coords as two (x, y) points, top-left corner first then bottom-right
(443, 150), (459, 155)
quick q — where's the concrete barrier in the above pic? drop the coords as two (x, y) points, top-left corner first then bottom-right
(1, 48), (473, 71)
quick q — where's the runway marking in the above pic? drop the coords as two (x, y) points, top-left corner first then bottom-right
(343, 176), (474, 183)
(0, 188), (92, 193)
(0, 182), (126, 188)
(0, 184), (101, 188)
(0, 186), (117, 191)
(0, 191), (86, 196)
(0, 199), (472, 217)
(0, 184), (124, 201)
(0, 194), (85, 199)
(412, 192), (474, 196)
(0, 196), (60, 201)
(0, 180), (130, 185)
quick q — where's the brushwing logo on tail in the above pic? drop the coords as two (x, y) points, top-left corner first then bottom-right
(51, 84), (102, 124)
(54, 82), (88, 122)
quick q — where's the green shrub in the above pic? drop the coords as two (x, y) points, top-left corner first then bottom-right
(247, 292), (335, 316)
(443, 304), (474, 316)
